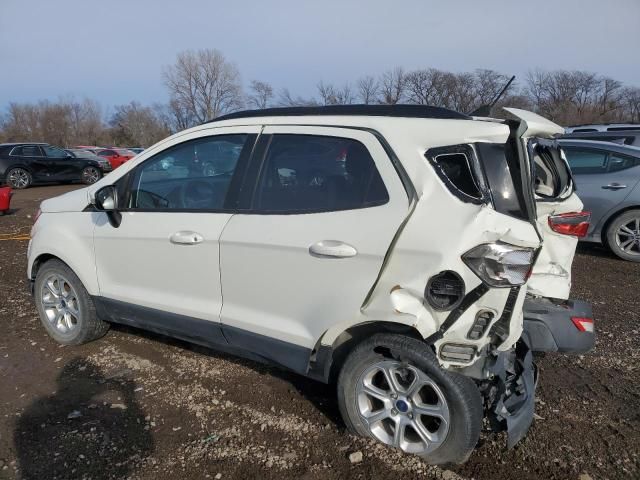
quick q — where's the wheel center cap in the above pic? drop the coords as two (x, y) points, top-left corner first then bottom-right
(395, 399), (409, 413)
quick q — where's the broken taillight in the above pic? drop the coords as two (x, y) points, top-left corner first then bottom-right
(548, 211), (591, 238)
(571, 316), (594, 333)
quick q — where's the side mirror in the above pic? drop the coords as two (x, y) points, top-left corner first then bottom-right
(94, 185), (122, 227)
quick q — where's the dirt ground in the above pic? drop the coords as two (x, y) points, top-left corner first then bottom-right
(0, 185), (638, 480)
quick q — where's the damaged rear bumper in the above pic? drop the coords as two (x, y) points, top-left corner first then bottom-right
(482, 340), (537, 448)
(523, 297), (595, 354)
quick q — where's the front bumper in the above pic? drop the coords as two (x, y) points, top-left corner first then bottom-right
(523, 297), (595, 354)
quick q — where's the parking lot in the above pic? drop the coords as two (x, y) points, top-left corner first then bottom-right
(0, 184), (638, 480)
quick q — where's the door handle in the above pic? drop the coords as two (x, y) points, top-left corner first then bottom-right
(601, 183), (627, 190)
(309, 240), (357, 258)
(170, 231), (204, 245)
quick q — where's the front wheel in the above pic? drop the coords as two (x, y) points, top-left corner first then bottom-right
(606, 209), (640, 262)
(337, 334), (482, 465)
(34, 259), (109, 345)
(81, 166), (102, 185)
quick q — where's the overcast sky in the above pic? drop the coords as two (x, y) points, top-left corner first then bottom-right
(1, 0), (639, 111)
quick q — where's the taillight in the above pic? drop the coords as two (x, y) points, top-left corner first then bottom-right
(548, 211), (590, 238)
(462, 242), (536, 288)
(571, 316), (594, 332)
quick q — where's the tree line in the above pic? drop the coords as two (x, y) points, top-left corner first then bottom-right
(2, 48), (639, 147)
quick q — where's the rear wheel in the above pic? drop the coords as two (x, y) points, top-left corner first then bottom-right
(34, 259), (109, 345)
(337, 334), (482, 465)
(81, 166), (102, 185)
(606, 209), (640, 262)
(6, 167), (31, 189)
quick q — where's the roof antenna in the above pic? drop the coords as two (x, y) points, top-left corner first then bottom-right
(468, 75), (516, 117)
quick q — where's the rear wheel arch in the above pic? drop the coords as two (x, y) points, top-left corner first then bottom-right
(311, 321), (427, 384)
(601, 206), (640, 245)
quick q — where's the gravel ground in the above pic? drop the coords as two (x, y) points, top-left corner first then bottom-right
(0, 185), (638, 480)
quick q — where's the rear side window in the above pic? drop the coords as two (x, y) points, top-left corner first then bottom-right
(563, 148), (608, 174)
(11, 145), (43, 157)
(254, 134), (389, 213)
(432, 153), (481, 199)
(99, 150), (115, 156)
(608, 154), (640, 173)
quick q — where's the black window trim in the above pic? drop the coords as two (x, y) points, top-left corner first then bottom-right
(9, 145), (45, 157)
(425, 144), (490, 206)
(244, 131), (391, 215)
(116, 133), (258, 214)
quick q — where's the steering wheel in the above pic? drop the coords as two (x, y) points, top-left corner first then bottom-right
(177, 179), (216, 209)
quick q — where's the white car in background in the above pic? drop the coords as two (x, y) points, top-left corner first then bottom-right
(27, 105), (594, 464)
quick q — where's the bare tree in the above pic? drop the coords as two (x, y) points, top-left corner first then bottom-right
(621, 87), (640, 123)
(276, 88), (318, 107)
(379, 67), (407, 104)
(247, 80), (274, 109)
(357, 76), (379, 104)
(317, 82), (354, 105)
(110, 101), (170, 146)
(163, 49), (244, 122)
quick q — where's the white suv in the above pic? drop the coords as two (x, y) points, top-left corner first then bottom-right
(27, 105), (594, 464)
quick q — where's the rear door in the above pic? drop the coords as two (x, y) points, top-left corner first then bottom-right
(504, 108), (583, 300)
(218, 126), (408, 367)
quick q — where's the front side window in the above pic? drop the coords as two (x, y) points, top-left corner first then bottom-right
(563, 148), (608, 174)
(99, 150), (115, 157)
(127, 134), (247, 210)
(43, 146), (68, 158)
(254, 134), (388, 213)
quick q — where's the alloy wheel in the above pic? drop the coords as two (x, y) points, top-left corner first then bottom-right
(7, 168), (30, 188)
(355, 360), (450, 455)
(40, 274), (81, 334)
(615, 217), (640, 256)
(82, 167), (100, 184)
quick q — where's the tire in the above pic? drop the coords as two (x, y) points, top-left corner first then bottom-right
(34, 259), (109, 345)
(337, 334), (482, 465)
(605, 209), (640, 262)
(6, 167), (32, 189)
(81, 166), (102, 185)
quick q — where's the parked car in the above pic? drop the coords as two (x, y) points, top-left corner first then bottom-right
(562, 125), (640, 147)
(565, 123), (640, 133)
(65, 149), (113, 173)
(95, 148), (135, 169)
(559, 139), (640, 261)
(72, 145), (104, 154)
(0, 143), (108, 188)
(27, 105), (594, 464)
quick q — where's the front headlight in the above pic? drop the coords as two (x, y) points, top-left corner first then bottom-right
(462, 242), (536, 287)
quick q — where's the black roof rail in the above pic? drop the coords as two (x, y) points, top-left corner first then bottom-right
(206, 104), (470, 123)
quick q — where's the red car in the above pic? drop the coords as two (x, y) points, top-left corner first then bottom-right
(96, 148), (135, 169)
(0, 186), (12, 215)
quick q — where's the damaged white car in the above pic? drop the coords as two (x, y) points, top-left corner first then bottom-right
(27, 105), (594, 464)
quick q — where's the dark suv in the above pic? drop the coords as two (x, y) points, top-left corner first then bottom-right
(0, 143), (110, 189)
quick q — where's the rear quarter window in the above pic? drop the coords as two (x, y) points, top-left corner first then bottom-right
(530, 140), (573, 200)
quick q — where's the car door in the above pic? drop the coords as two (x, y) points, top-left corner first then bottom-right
(42, 145), (75, 179)
(93, 127), (259, 342)
(218, 126), (409, 370)
(563, 147), (640, 229)
(11, 145), (48, 179)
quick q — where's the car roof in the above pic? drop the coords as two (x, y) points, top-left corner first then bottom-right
(208, 104), (470, 124)
(558, 139), (640, 155)
(0, 142), (49, 147)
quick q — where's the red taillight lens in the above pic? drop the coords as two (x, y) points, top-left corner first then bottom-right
(571, 316), (594, 332)
(548, 211), (591, 238)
